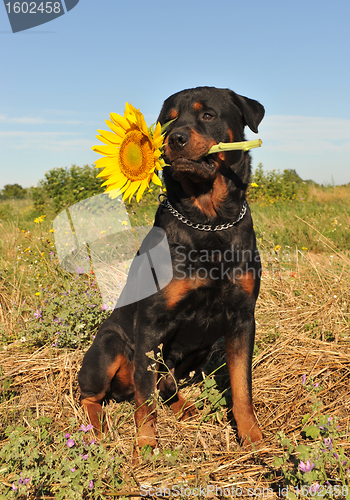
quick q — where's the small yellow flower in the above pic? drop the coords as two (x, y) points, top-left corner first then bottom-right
(35, 292), (40, 296)
(251, 182), (259, 188)
(275, 245), (281, 252)
(34, 215), (46, 224)
(302, 247), (308, 250)
(121, 221), (128, 226)
(92, 103), (165, 202)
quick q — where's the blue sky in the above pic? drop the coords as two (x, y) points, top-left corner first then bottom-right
(1, 0), (349, 190)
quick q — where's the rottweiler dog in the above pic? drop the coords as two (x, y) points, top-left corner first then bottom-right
(78, 86), (265, 449)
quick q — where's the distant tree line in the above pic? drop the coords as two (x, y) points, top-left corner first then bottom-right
(0, 183), (28, 199)
(247, 163), (310, 202)
(1, 163), (318, 212)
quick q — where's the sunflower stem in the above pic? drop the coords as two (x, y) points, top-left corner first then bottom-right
(207, 139), (262, 154)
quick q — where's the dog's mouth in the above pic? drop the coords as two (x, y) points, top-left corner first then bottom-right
(170, 155), (217, 179)
(164, 152), (219, 183)
(161, 130), (219, 182)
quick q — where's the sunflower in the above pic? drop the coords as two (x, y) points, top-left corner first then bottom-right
(92, 103), (165, 202)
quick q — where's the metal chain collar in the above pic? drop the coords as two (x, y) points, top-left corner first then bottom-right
(158, 195), (247, 232)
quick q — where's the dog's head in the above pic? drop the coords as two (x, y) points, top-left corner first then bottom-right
(158, 87), (264, 185)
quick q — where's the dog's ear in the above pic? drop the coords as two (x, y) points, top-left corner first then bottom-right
(228, 90), (265, 134)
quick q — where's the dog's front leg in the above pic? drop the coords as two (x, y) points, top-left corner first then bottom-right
(225, 315), (262, 444)
(133, 348), (158, 451)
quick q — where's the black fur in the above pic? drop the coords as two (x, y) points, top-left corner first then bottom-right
(78, 86), (265, 447)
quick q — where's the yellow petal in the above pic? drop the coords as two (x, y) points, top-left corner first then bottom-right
(97, 129), (122, 145)
(93, 155), (118, 168)
(103, 176), (128, 190)
(119, 179), (131, 193)
(153, 122), (162, 139)
(136, 178), (150, 202)
(136, 182), (147, 202)
(124, 180), (141, 202)
(105, 177), (127, 189)
(97, 165), (119, 178)
(92, 144), (119, 156)
(136, 113), (149, 136)
(151, 172), (162, 186)
(104, 187), (122, 199)
(110, 113), (130, 130)
(105, 119), (126, 138)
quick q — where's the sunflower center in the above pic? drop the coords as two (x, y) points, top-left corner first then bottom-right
(119, 130), (153, 181)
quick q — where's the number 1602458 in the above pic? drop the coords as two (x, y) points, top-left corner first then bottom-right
(5, 2), (62, 14)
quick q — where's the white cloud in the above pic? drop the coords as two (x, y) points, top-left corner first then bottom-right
(0, 131), (78, 137)
(0, 114), (87, 125)
(245, 115), (350, 184)
(248, 115), (350, 153)
(0, 131), (92, 151)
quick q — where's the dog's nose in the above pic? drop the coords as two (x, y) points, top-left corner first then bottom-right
(167, 131), (189, 150)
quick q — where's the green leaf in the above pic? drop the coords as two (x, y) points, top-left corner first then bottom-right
(296, 444), (311, 460)
(301, 413), (311, 425)
(161, 118), (177, 135)
(281, 437), (291, 447)
(274, 456), (284, 467)
(304, 425), (320, 439)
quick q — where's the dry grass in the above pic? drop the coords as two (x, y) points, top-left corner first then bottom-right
(308, 184), (350, 204)
(1, 238), (349, 496)
(1, 190), (350, 496)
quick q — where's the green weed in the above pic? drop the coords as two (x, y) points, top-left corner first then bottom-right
(0, 417), (124, 499)
(274, 377), (350, 499)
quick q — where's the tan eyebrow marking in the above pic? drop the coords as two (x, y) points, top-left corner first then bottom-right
(193, 101), (203, 111)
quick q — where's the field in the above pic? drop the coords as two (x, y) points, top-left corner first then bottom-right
(0, 173), (350, 499)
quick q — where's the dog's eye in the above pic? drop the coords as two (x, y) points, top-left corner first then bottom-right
(202, 113), (214, 121)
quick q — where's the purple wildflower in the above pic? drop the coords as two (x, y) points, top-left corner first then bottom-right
(12, 483), (18, 491)
(71, 468), (76, 472)
(328, 417), (332, 425)
(302, 374), (307, 384)
(34, 309), (42, 319)
(323, 437), (332, 449)
(298, 459), (315, 473)
(89, 480), (94, 489)
(66, 438), (75, 448)
(101, 303), (109, 311)
(65, 433), (70, 439)
(334, 452), (339, 459)
(310, 483), (320, 493)
(80, 424), (93, 433)
(75, 266), (85, 274)
(90, 439), (95, 445)
(81, 453), (89, 460)
(315, 382), (319, 388)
